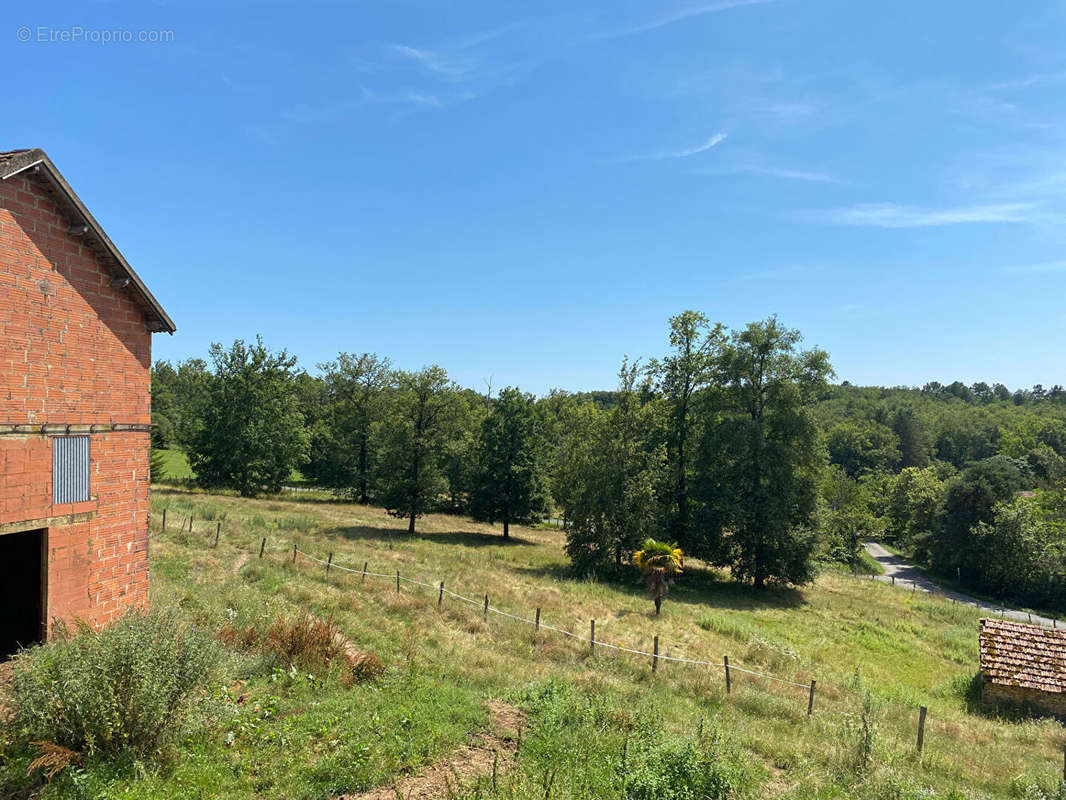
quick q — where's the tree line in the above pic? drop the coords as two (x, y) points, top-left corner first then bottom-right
(814, 381), (1066, 610)
(151, 312), (1066, 601)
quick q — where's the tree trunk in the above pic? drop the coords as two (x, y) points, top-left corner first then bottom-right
(408, 508), (416, 534)
(654, 595), (662, 615)
(503, 518), (509, 539)
(677, 400), (688, 538)
(358, 433), (369, 504)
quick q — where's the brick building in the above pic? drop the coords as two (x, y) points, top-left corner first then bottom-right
(979, 617), (1066, 717)
(0, 148), (174, 657)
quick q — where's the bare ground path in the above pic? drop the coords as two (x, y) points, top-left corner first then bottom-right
(863, 541), (1059, 628)
(338, 700), (526, 800)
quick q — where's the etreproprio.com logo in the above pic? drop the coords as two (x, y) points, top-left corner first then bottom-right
(16, 26), (175, 44)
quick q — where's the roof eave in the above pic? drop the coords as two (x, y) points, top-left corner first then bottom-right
(0, 148), (176, 334)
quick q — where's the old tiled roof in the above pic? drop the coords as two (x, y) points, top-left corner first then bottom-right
(979, 618), (1066, 693)
(0, 150), (31, 165)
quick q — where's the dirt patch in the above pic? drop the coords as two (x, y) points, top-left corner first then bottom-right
(232, 553), (250, 575)
(484, 699), (526, 735)
(339, 700), (527, 800)
(0, 661), (14, 724)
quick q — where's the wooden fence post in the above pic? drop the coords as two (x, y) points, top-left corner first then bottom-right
(652, 636), (659, 673)
(438, 581), (444, 608)
(396, 570), (400, 593)
(724, 656), (731, 694)
(891, 576), (895, 586)
(326, 553), (333, 576)
(483, 594), (489, 620)
(292, 543), (296, 563)
(259, 538), (266, 558)
(162, 509), (166, 532)
(214, 522), (221, 547)
(362, 562), (368, 583)
(917, 706), (927, 753)
(807, 680), (817, 716)
(590, 620), (595, 653)
(535, 607), (541, 632)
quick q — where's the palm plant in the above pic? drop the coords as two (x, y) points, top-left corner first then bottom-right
(633, 539), (683, 615)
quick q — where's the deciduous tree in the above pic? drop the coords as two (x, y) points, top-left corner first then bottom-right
(312, 353), (393, 501)
(470, 387), (548, 538)
(648, 310), (724, 546)
(695, 317), (831, 588)
(563, 361), (666, 573)
(376, 366), (459, 533)
(188, 338), (309, 496)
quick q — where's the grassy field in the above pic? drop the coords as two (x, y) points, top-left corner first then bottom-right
(155, 448), (195, 479)
(153, 449), (307, 484)
(9, 488), (1066, 799)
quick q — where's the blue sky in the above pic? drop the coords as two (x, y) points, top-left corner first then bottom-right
(5, 1), (1066, 394)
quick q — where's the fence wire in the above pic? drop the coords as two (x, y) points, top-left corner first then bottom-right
(294, 546), (811, 688)
(146, 517), (1066, 776)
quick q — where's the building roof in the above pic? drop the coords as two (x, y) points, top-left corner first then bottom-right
(979, 618), (1066, 694)
(0, 148), (175, 333)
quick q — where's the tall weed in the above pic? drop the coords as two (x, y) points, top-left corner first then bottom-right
(11, 610), (222, 759)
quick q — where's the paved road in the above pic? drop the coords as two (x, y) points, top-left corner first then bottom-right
(862, 542), (1060, 629)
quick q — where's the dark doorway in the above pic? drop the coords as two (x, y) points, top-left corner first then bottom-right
(0, 529), (44, 658)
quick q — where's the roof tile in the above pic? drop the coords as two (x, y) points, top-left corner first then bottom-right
(980, 618), (1066, 693)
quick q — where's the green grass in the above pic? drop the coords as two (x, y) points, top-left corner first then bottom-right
(856, 549), (885, 576)
(4, 488), (1065, 799)
(879, 541), (1060, 620)
(153, 448), (308, 485)
(155, 448), (194, 480)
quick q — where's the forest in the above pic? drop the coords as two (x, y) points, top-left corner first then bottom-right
(150, 311), (1066, 609)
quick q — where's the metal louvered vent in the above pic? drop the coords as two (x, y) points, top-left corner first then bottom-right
(53, 436), (90, 504)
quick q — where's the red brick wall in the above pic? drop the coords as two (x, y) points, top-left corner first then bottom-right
(0, 171), (153, 632)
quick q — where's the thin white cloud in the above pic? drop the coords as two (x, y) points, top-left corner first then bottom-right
(673, 132), (728, 157)
(388, 44), (476, 80)
(720, 164), (839, 183)
(735, 268), (782, 281)
(805, 202), (1037, 228)
(1004, 260), (1066, 274)
(986, 71), (1066, 92)
(348, 28), (526, 114)
(622, 132), (728, 162)
(593, 0), (775, 40)
(359, 85), (445, 109)
(729, 264), (823, 282)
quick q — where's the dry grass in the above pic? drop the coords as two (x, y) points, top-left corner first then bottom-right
(145, 487), (1066, 798)
(220, 610), (385, 685)
(26, 741), (81, 782)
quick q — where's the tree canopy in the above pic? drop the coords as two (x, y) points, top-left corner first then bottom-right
(186, 338), (309, 496)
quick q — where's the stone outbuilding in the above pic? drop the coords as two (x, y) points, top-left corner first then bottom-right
(0, 148), (174, 657)
(979, 617), (1066, 717)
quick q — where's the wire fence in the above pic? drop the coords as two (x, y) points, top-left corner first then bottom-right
(150, 511), (1066, 778)
(295, 545), (813, 687)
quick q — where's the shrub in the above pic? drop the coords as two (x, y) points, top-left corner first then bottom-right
(10, 610), (222, 759)
(622, 732), (748, 800)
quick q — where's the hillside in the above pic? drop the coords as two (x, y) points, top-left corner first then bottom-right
(30, 487), (1066, 798)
